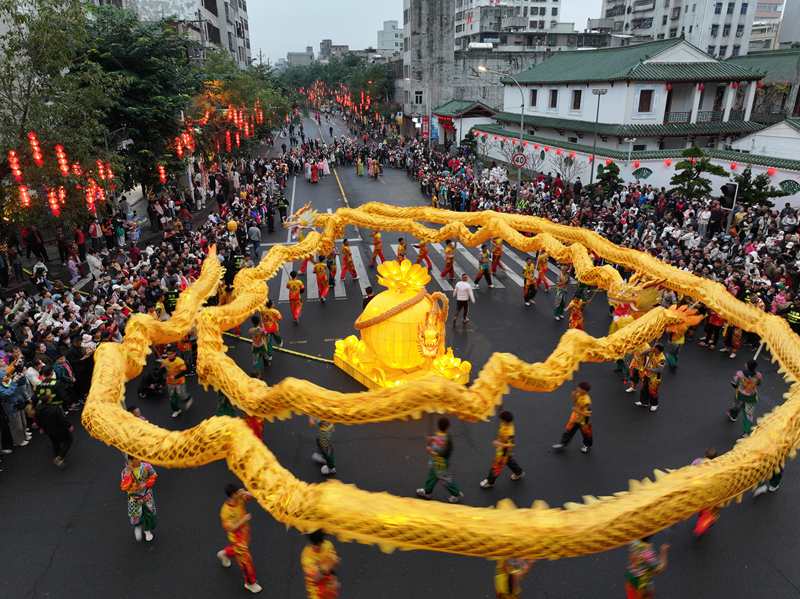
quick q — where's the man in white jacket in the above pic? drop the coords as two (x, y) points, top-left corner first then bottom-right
(85, 250), (104, 281)
(453, 273), (476, 325)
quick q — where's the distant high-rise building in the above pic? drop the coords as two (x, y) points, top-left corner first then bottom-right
(599, 0), (756, 58)
(454, 0), (563, 50)
(750, 0), (784, 51)
(287, 46), (314, 67)
(122, 0), (252, 68)
(780, 0), (800, 47)
(377, 20), (402, 56)
(402, 0), (455, 117)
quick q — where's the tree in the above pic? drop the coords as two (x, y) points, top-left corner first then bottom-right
(0, 0), (119, 227)
(84, 6), (199, 192)
(549, 153), (585, 183)
(523, 146), (546, 175)
(670, 147), (728, 202)
(595, 161), (623, 196)
(731, 167), (788, 208)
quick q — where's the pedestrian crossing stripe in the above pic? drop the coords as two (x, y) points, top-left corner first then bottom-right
(271, 243), (562, 303)
(455, 245), (506, 289)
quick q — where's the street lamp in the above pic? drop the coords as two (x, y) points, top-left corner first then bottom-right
(589, 88), (608, 185)
(624, 137), (637, 167)
(477, 64), (525, 191)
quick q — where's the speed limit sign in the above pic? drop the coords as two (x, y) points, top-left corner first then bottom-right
(511, 152), (527, 168)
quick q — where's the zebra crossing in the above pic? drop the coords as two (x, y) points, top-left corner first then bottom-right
(270, 241), (564, 303)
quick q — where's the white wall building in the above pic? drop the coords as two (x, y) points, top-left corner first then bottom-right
(779, 0), (800, 46)
(377, 20), (402, 56)
(454, 0), (562, 50)
(600, 0), (755, 59)
(469, 37), (800, 201)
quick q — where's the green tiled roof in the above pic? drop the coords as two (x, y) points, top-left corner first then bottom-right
(510, 39), (762, 85)
(727, 49), (800, 84)
(432, 100), (496, 117)
(493, 111), (765, 138)
(784, 117), (800, 133)
(471, 123), (800, 171)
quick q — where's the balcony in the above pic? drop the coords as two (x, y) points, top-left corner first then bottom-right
(663, 111), (724, 124)
(751, 111), (789, 125)
(501, 16), (527, 30)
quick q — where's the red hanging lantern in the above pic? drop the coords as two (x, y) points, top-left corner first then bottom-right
(632, 160), (641, 168)
(47, 187), (60, 217)
(96, 184), (106, 202)
(664, 158), (673, 167)
(244, 122), (251, 138)
(544, 146), (550, 152)
(96, 160), (106, 181)
(605, 159), (613, 166)
(697, 83), (705, 92)
(731, 81), (739, 89)
(225, 130), (232, 153)
(235, 131), (241, 148)
(555, 148), (563, 156)
(522, 141), (528, 147)
(71, 162), (82, 177)
(18, 185), (31, 208)
(534, 144), (540, 150)
(7, 150), (23, 183)
(730, 162), (738, 170)
(767, 167), (778, 177)
(689, 158), (697, 165)
(27, 131), (43, 167)
(757, 80), (765, 89)
(588, 154), (595, 163)
(175, 136), (184, 159)
(57, 185), (67, 205)
(157, 164), (167, 185)
(54, 145), (69, 177)
(105, 162), (114, 181)
(568, 151), (576, 159)
(85, 180), (96, 213)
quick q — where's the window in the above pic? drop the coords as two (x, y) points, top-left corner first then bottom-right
(207, 23), (221, 45)
(689, 25), (693, 32)
(736, 24), (744, 36)
(662, 14), (668, 25)
(568, 136), (578, 143)
(669, 27), (678, 37)
(551, 6), (558, 15)
(549, 89), (558, 109)
(657, 33), (665, 39)
(732, 45), (741, 56)
(719, 45), (728, 56)
(711, 24), (719, 36)
(414, 90), (423, 105)
(714, 2), (723, 14)
(727, 2), (735, 14)
(638, 89), (654, 113)
(708, 45), (716, 54)
(571, 90), (582, 110)
(203, 0), (218, 15)
(530, 89), (538, 106)
(741, 2), (748, 13)
(723, 24), (731, 36)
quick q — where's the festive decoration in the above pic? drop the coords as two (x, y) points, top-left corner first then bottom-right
(605, 159), (613, 166)
(71, 162), (82, 177)
(568, 151), (576, 159)
(767, 167), (778, 177)
(225, 130), (233, 153)
(105, 162), (115, 181)
(96, 160), (107, 181)
(227, 220), (238, 233)
(235, 131), (241, 148)
(666, 83), (673, 92)
(335, 260), (470, 389)
(175, 136), (184, 159)
(57, 185), (67, 205)
(555, 148), (563, 156)
(730, 162), (738, 171)
(697, 83), (705, 91)
(85, 180), (96, 213)
(82, 203), (800, 562)
(18, 185), (30, 208)
(27, 131), (43, 167)
(663, 159), (673, 168)
(157, 164), (167, 185)
(7, 150), (23, 183)
(47, 187), (60, 217)
(54, 145), (69, 177)
(632, 160), (641, 168)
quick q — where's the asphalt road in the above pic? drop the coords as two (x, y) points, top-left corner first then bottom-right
(2, 117), (799, 599)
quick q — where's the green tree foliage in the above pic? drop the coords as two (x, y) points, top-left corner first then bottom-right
(595, 161), (623, 196)
(280, 55), (396, 114)
(0, 0), (119, 226)
(670, 147), (728, 202)
(730, 166), (788, 208)
(84, 6), (199, 191)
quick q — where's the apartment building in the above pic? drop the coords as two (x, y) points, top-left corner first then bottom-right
(125, 0), (252, 68)
(600, 0), (756, 58)
(749, 0), (784, 51)
(377, 20), (402, 56)
(454, 0), (563, 50)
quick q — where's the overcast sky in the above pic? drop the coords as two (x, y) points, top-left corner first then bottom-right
(249, 0), (603, 64)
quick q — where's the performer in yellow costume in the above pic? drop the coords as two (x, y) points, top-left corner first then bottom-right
(301, 530), (340, 599)
(286, 270), (305, 323)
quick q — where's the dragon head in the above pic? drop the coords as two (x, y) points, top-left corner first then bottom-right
(608, 273), (665, 314)
(283, 203), (319, 232)
(665, 304), (704, 337)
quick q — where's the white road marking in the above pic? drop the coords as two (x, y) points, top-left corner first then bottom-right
(278, 265), (291, 302)
(425, 244), (454, 291)
(286, 176), (297, 243)
(333, 256), (346, 298)
(305, 261), (319, 299)
(455, 245), (506, 288)
(348, 245), (372, 295)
